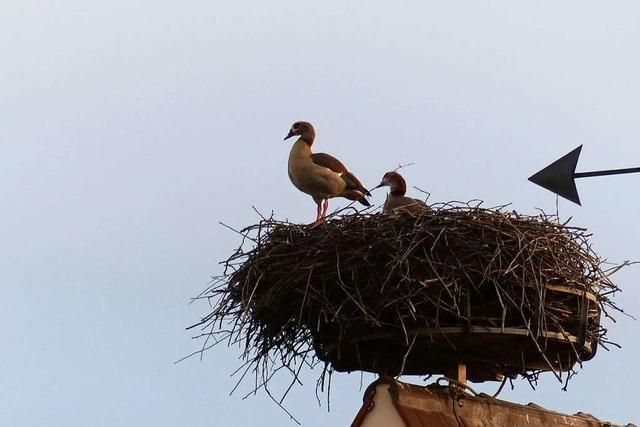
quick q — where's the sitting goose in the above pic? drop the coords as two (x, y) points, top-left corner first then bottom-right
(284, 121), (370, 226)
(376, 171), (429, 213)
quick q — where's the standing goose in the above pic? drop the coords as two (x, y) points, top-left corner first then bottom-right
(376, 171), (429, 213)
(285, 121), (370, 226)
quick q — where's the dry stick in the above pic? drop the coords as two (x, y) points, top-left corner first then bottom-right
(495, 282), (563, 382)
(492, 375), (508, 398)
(392, 162), (416, 172)
(335, 250), (370, 319)
(230, 360), (256, 396)
(279, 357), (307, 405)
(398, 332), (418, 378)
(297, 267), (315, 325)
(263, 385), (301, 425)
(219, 221), (259, 244)
(315, 365), (329, 407)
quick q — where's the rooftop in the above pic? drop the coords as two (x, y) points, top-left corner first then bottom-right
(351, 377), (635, 427)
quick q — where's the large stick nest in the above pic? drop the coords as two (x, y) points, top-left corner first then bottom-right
(191, 202), (625, 398)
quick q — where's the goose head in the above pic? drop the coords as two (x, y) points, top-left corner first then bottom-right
(284, 121), (316, 145)
(376, 171), (407, 196)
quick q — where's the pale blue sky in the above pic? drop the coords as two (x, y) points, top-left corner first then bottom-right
(1, 1), (639, 425)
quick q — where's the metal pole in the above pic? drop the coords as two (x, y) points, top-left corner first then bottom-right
(574, 167), (640, 178)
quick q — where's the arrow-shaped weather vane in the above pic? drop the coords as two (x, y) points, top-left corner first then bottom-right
(528, 145), (640, 205)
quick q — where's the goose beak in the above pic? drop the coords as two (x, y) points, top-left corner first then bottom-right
(374, 182), (385, 189)
(284, 130), (295, 140)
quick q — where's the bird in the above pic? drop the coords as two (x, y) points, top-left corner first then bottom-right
(375, 171), (429, 214)
(284, 121), (370, 226)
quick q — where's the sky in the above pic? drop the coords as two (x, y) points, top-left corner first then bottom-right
(1, 1), (639, 425)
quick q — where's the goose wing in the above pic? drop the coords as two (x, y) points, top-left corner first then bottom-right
(310, 153), (348, 174)
(311, 153), (370, 195)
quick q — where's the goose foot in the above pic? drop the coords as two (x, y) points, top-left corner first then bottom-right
(308, 218), (325, 228)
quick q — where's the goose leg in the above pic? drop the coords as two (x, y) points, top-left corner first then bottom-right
(309, 200), (324, 227)
(321, 199), (329, 218)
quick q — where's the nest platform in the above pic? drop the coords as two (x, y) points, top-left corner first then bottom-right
(193, 203), (622, 390)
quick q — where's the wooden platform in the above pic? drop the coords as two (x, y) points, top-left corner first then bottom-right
(314, 284), (600, 382)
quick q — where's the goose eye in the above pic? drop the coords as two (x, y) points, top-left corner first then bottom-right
(293, 123), (300, 129)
